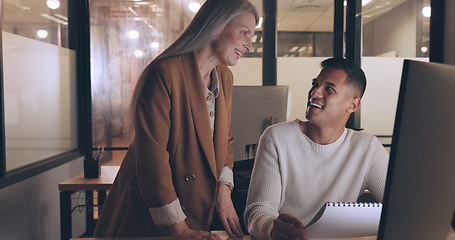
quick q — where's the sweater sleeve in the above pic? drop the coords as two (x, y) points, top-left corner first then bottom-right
(365, 137), (389, 202)
(244, 130), (281, 240)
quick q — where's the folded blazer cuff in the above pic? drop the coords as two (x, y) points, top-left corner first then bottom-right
(218, 166), (234, 187)
(148, 198), (187, 225)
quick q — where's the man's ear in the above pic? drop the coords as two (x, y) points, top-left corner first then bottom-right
(347, 97), (361, 113)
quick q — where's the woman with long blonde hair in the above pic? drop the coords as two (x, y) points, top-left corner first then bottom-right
(94, 0), (258, 239)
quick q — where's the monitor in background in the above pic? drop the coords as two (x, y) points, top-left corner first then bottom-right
(378, 60), (455, 240)
(230, 86), (288, 161)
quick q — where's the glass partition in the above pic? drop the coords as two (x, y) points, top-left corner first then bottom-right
(2, 0), (77, 171)
(90, 0), (211, 162)
(277, 0), (333, 122)
(360, 0), (430, 144)
(88, 0), (434, 162)
(231, 0), (334, 122)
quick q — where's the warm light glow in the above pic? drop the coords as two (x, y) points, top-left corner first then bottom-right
(134, 50), (144, 57)
(298, 46), (307, 52)
(289, 46), (299, 52)
(40, 13), (68, 25)
(256, 17), (263, 29)
(362, 0), (373, 6)
(344, 0), (372, 7)
(422, 6), (431, 18)
(128, 30), (139, 39)
(251, 35), (258, 43)
(151, 41), (160, 49)
(37, 30), (48, 38)
(188, 2), (201, 13)
(46, 0), (60, 10)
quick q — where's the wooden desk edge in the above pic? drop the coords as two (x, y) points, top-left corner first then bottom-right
(59, 184), (113, 191)
(59, 166), (120, 191)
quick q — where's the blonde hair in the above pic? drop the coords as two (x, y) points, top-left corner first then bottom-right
(156, 0), (259, 60)
(127, 0), (259, 137)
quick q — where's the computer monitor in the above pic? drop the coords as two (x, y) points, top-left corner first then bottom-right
(230, 86), (288, 161)
(378, 60), (455, 240)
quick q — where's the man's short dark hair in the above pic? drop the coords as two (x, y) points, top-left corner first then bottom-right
(321, 57), (367, 98)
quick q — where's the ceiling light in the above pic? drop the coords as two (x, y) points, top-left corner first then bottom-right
(421, 47), (428, 53)
(251, 35), (258, 43)
(37, 30), (48, 38)
(128, 7), (139, 16)
(256, 17), (263, 29)
(362, 0), (373, 7)
(151, 42), (160, 49)
(422, 6), (431, 18)
(188, 2), (201, 13)
(46, 0), (60, 10)
(54, 14), (68, 21)
(289, 46), (299, 52)
(134, 50), (144, 58)
(40, 13), (68, 25)
(298, 46), (307, 52)
(128, 30), (139, 39)
(132, 2), (153, 6)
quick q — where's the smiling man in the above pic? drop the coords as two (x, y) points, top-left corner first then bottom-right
(244, 58), (389, 240)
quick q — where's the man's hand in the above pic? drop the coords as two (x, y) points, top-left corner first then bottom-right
(215, 183), (244, 237)
(271, 212), (308, 240)
(168, 220), (222, 240)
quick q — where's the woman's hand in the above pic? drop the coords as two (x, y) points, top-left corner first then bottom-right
(215, 183), (244, 237)
(168, 220), (222, 240)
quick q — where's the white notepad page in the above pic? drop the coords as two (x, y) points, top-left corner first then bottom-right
(304, 202), (382, 239)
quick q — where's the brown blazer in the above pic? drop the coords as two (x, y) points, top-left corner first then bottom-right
(94, 52), (235, 237)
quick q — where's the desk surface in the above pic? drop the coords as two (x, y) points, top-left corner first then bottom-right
(59, 166), (120, 191)
(70, 231), (376, 240)
(70, 231), (250, 240)
(71, 238), (375, 240)
(62, 169), (379, 240)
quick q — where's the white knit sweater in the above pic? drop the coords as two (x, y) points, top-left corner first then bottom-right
(244, 119), (389, 240)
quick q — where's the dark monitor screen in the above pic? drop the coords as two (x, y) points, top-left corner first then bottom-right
(378, 60), (455, 240)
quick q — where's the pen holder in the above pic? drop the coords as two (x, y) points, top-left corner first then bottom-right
(84, 159), (101, 178)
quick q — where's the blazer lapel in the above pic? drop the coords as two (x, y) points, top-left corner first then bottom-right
(181, 53), (218, 179)
(213, 67), (229, 177)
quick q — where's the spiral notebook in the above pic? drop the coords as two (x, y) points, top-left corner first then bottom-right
(303, 202), (382, 238)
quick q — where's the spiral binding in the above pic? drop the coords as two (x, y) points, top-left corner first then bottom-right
(326, 202), (382, 207)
